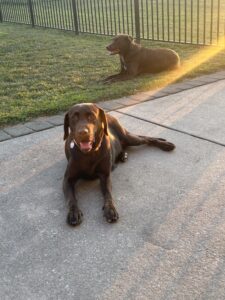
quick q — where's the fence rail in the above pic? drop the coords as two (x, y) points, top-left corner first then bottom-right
(0, 0), (225, 45)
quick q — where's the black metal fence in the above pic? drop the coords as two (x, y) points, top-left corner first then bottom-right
(0, 0), (225, 45)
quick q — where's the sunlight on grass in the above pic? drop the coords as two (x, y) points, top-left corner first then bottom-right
(0, 31), (7, 36)
(155, 37), (225, 91)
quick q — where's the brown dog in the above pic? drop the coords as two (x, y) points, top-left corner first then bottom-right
(104, 34), (180, 82)
(63, 103), (175, 226)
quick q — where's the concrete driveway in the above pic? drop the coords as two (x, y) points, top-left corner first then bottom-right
(1, 80), (225, 299)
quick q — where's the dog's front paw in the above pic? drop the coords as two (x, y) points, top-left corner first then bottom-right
(119, 151), (128, 162)
(67, 208), (83, 226)
(103, 204), (119, 223)
(102, 78), (114, 85)
(102, 76), (113, 84)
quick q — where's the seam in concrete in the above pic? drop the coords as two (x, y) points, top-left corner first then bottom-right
(116, 111), (225, 148)
(1, 72), (225, 142)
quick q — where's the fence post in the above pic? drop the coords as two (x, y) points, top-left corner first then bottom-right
(71, 0), (79, 35)
(27, 0), (35, 27)
(134, 0), (140, 43)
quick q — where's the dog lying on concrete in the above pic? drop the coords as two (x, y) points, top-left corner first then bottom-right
(103, 34), (180, 83)
(63, 103), (175, 226)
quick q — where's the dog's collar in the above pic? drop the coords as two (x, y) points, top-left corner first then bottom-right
(70, 139), (78, 149)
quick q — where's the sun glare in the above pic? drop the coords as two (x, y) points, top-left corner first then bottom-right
(157, 37), (225, 91)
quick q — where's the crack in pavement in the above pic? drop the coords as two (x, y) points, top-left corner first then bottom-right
(116, 110), (225, 148)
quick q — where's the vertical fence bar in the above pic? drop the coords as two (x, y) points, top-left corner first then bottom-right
(217, 0), (220, 44)
(105, 0), (110, 34)
(17, 1), (21, 23)
(77, 0), (84, 32)
(178, 0), (181, 42)
(134, 0), (140, 42)
(126, 0), (129, 34)
(173, 0), (175, 42)
(86, 0), (92, 32)
(197, 0), (199, 44)
(203, 0), (206, 44)
(46, 0), (53, 28)
(210, 0), (213, 44)
(95, 0), (101, 33)
(97, 0), (102, 34)
(151, 0), (154, 40)
(109, 0), (113, 34)
(0, 3), (3, 23)
(130, 0), (134, 36)
(83, 0), (88, 32)
(49, 1), (55, 28)
(117, 0), (121, 33)
(28, 0), (35, 27)
(112, 0), (117, 34)
(146, 0), (149, 39)
(93, 0), (98, 33)
(191, 0), (193, 43)
(121, 0), (125, 33)
(167, 0), (170, 41)
(156, 0), (159, 39)
(71, 0), (79, 34)
(4, 0), (9, 21)
(47, 0), (54, 28)
(101, 0), (106, 34)
(162, 0), (165, 41)
(61, 0), (67, 29)
(140, 0), (144, 38)
(11, 0), (15, 22)
(57, 0), (62, 29)
(184, 0), (187, 43)
(38, 0), (45, 27)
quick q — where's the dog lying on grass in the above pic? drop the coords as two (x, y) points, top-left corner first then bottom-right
(103, 34), (180, 83)
(63, 103), (175, 226)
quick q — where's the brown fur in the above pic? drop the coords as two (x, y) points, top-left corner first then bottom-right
(63, 103), (175, 226)
(104, 34), (180, 82)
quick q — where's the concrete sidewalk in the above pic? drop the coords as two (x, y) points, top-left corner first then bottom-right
(1, 79), (225, 299)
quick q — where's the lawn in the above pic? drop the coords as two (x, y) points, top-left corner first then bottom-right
(0, 23), (225, 127)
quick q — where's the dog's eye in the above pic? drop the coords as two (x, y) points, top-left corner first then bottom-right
(87, 113), (96, 122)
(73, 112), (79, 121)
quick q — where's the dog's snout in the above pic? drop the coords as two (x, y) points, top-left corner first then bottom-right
(78, 127), (89, 136)
(106, 45), (110, 50)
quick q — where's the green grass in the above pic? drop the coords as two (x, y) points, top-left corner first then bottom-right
(0, 23), (225, 127)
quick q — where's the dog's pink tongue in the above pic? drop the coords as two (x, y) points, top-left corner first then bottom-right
(80, 142), (92, 151)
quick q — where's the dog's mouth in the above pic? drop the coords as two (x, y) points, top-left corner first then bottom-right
(70, 139), (94, 153)
(106, 46), (120, 55)
(109, 49), (120, 55)
(79, 141), (93, 152)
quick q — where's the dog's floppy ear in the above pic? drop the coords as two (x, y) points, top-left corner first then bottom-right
(127, 35), (134, 43)
(63, 112), (69, 140)
(97, 106), (108, 136)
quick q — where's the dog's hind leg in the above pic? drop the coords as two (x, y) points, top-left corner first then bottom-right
(122, 132), (175, 152)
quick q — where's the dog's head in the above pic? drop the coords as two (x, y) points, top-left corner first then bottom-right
(106, 34), (134, 55)
(64, 103), (108, 153)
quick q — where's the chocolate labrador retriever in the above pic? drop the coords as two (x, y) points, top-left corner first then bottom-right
(104, 34), (180, 83)
(63, 103), (175, 226)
